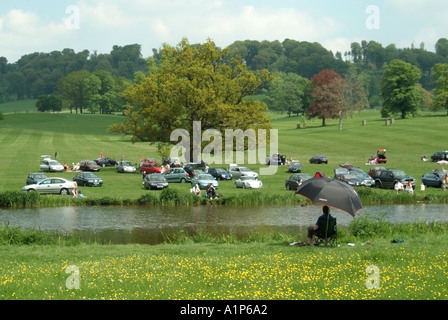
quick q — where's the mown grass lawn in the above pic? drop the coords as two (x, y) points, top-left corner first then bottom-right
(0, 109), (448, 203)
(1, 108), (448, 303)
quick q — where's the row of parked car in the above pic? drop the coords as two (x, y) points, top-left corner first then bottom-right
(23, 156), (265, 194)
(285, 163), (448, 191)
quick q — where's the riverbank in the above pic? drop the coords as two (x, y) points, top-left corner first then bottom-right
(2, 185), (448, 209)
(2, 207), (448, 301)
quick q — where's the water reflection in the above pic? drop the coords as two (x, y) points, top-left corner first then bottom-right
(1, 204), (447, 244)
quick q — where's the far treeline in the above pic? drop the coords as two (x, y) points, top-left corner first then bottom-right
(2, 38), (448, 118)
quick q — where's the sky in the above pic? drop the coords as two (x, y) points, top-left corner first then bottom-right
(0, 0), (447, 63)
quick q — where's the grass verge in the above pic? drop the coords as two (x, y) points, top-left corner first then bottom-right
(1, 215), (448, 300)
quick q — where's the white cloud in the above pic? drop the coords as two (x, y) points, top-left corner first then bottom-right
(68, 0), (343, 57)
(322, 37), (352, 55)
(0, 9), (70, 61)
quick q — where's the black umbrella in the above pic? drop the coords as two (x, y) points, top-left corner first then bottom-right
(295, 178), (363, 216)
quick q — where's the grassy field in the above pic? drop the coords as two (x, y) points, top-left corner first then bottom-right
(0, 108), (447, 203)
(1, 233), (448, 300)
(0, 99), (38, 114)
(2, 108), (448, 302)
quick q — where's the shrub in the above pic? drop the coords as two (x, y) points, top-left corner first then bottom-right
(137, 193), (160, 205)
(348, 212), (392, 239)
(0, 191), (40, 208)
(0, 224), (54, 245)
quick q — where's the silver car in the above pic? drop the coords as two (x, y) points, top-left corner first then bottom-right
(228, 166), (258, 179)
(22, 177), (77, 195)
(116, 161), (136, 173)
(40, 159), (65, 172)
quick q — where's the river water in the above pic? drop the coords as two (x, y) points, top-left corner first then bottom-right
(1, 204), (447, 244)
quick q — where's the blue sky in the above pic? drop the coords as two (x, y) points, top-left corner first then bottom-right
(0, 0), (446, 63)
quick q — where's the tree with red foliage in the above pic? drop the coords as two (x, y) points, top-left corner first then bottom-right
(307, 69), (344, 127)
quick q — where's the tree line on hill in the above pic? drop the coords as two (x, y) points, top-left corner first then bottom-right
(2, 38), (448, 117)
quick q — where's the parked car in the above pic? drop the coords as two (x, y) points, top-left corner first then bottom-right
(143, 173), (168, 190)
(235, 176), (262, 189)
(140, 162), (162, 174)
(288, 161), (302, 173)
(339, 165), (375, 187)
(26, 173), (47, 185)
(190, 173), (218, 189)
(79, 160), (100, 172)
(346, 167), (375, 187)
(369, 149), (387, 164)
(208, 167), (232, 180)
(40, 156), (65, 172)
(169, 157), (181, 167)
(95, 157), (118, 167)
(266, 153), (285, 165)
(162, 167), (190, 183)
(285, 173), (313, 190)
(116, 161), (136, 173)
(21, 177), (77, 195)
(368, 166), (386, 179)
(140, 158), (158, 166)
(183, 162), (207, 176)
(421, 172), (446, 188)
(373, 168), (416, 189)
(431, 151), (448, 162)
(228, 165), (258, 179)
(73, 172), (103, 187)
(309, 155), (328, 164)
(334, 168), (364, 187)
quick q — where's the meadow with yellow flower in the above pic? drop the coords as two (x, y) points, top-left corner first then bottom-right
(1, 231), (448, 300)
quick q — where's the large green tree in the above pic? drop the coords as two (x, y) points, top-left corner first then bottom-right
(57, 70), (90, 114)
(35, 94), (62, 112)
(109, 38), (273, 162)
(380, 59), (423, 119)
(264, 72), (311, 116)
(432, 63), (448, 115)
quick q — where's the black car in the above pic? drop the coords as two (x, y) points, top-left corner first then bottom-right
(334, 168), (364, 187)
(309, 155), (328, 164)
(431, 151), (448, 162)
(95, 157), (118, 167)
(421, 172), (446, 188)
(183, 162), (206, 176)
(373, 169), (416, 189)
(143, 173), (169, 190)
(73, 172), (103, 187)
(288, 161), (302, 173)
(285, 173), (313, 190)
(208, 167), (232, 180)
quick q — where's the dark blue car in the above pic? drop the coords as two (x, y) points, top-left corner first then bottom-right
(421, 172), (446, 188)
(309, 155), (328, 164)
(207, 167), (232, 180)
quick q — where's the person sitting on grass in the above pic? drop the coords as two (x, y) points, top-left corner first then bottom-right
(405, 181), (414, 195)
(190, 184), (201, 196)
(206, 183), (216, 199)
(307, 205), (335, 246)
(394, 181), (404, 194)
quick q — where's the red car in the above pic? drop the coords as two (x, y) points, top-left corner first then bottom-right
(369, 149), (387, 164)
(139, 162), (162, 174)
